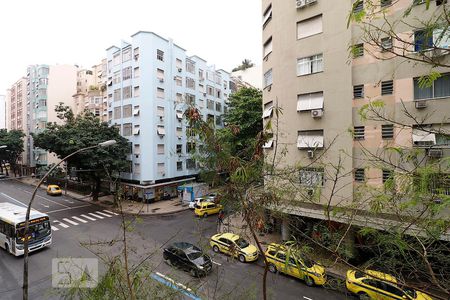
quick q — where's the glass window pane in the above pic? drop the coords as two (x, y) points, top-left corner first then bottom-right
(434, 73), (450, 98)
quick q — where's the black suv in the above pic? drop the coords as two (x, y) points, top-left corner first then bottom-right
(163, 242), (213, 277)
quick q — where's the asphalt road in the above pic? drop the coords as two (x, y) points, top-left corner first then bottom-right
(0, 179), (354, 300)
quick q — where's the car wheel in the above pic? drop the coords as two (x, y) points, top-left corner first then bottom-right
(5, 244), (9, 254)
(238, 254), (246, 263)
(190, 268), (198, 277)
(203, 213), (208, 218)
(268, 263), (277, 273)
(358, 292), (370, 300)
(212, 245), (220, 253)
(305, 276), (314, 287)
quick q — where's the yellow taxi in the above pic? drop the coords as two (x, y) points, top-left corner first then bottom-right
(210, 232), (259, 263)
(265, 243), (326, 286)
(194, 201), (223, 217)
(346, 269), (432, 300)
(47, 185), (62, 196)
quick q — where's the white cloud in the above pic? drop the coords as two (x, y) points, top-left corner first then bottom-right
(0, 0), (262, 92)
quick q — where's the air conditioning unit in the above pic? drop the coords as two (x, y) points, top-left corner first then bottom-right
(159, 116), (164, 121)
(177, 68), (182, 72)
(311, 109), (323, 118)
(307, 149), (314, 159)
(296, 0), (307, 8)
(415, 100), (427, 109)
(427, 149), (443, 158)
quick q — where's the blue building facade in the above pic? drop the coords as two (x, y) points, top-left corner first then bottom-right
(106, 31), (231, 189)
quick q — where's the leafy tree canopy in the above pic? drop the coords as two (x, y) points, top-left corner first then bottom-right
(232, 59), (255, 72)
(0, 129), (25, 175)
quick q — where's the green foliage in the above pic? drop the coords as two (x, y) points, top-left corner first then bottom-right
(0, 129), (25, 173)
(231, 59), (255, 72)
(418, 71), (442, 89)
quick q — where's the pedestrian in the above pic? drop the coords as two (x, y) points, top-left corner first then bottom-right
(217, 210), (225, 232)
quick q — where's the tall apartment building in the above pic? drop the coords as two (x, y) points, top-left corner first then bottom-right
(73, 59), (108, 122)
(27, 64), (78, 167)
(0, 95), (5, 129)
(262, 0), (450, 238)
(106, 31), (231, 199)
(6, 78), (29, 164)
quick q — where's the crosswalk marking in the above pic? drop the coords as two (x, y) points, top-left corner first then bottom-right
(71, 216), (88, 223)
(63, 218), (79, 226)
(51, 226), (59, 231)
(80, 214), (96, 221)
(53, 220), (69, 228)
(96, 211), (113, 218)
(103, 210), (119, 216)
(88, 212), (104, 219)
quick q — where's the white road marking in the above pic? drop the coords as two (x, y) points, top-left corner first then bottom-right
(39, 203), (50, 208)
(0, 193), (28, 207)
(53, 220), (69, 228)
(303, 297), (313, 300)
(51, 226), (59, 231)
(80, 214), (96, 221)
(71, 216), (88, 223)
(103, 210), (118, 215)
(45, 204), (91, 214)
(155, 272), (194, 293)
(212, 260), (222, 266)
(95, 211), (113, 217)
(62, 198), (75, 204)
(63, 218), (79, 226)
(88, 212), (104, 219)
(21, 190), (69, 208)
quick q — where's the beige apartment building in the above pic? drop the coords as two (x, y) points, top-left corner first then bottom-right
(262, 0), (450, 239)
(73, 59), (108, 122)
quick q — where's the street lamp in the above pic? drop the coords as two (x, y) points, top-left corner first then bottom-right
(22, 140), (117, 300)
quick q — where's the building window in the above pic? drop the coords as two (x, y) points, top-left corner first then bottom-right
(263, 37), (273, 58)
(176, 58), (182, 69)
(381, 124), (394, 139)
(133, 125), (140, 135)
(198, 69), (204, 80)
(123, 104), (132, 118)
(381, 80), (393, 95)
(355, 168), (365, 182)
(176, 93), (183, 103)
(414, 73), (450, 100)
(157, 144), (165, 155)
(380, 0), (392, 7)
(186, 159), (196, 170)
(215, 102), (222, 112)
(175, 76), (182, 86)
(157, 106), (165, 117)
(176, 144), (182, 154)
(114, 107), (121, 119)
(176, 127), (183, 139)
(382, 169), (393, 183)
(186, 142), (196, 153)
(113, 71), (121, 84)
(353, 43), (364, 58)
(414, 30), (433, 52)
(157, 49), (164, 61)
(157, 69), (165, 81)
(177, 161), (183, 171)
(186, 77), (195, 90)
(186, 59), (195, 74)
(134, 86), (140, 97)
(206, 85), (214, 96)
(297, 92), (324, 111)
(157, 125), (165, 136)
(176, 110), (183, 120)
(123, 86), (132, 99)
(157, 88), (165, 99)
(123, 123), (132, 136)
(297, 15), (323, 40)
(353, 84), (364, 99)
(134, 144), (141, 155)
(134, 67), (140, 78)
(157, 163), (165, 175)
(353, 0), (363, 13)
(300, 168), (324, 187)
(216, 89), (221, 99)
(381, 37), (393, 51)
(263, 101), (274, 118)
(264, 69), (273, 87)
(297, 54), (323, 76)
(122, 47), (132, 62)
(297, 130), (324, 149)
(133, 47), (139, 60)
(207, 99), (215, 110)
(133, 105), (140, 116)
(134, 163), (141, 175)
(262, 4), (272, 28)
(113, 52), (121, 65)
(412, 127), (436, 147)
(354, 126), (365, 140)
(215, 115), (222, 126)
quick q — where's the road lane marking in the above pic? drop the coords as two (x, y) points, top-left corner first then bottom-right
(151, 272), (200, 300)
(51, 226), (59, 231)
(45, 204), (91, 214)
(103, 210), (118, 215)
(39, 203), (50, 208)
(88, 212), (104, 219)
(53, 220), (69, 228)
(95, 211), (113, 217)
(303, 297), (313, 300)
(80, 214), (96, 221)
(0, 193), (28, 207)
(71, 216), (88, 223)
(63, 218), (79, 226)
(212, 260), (222, 266)
(20, 190), (69, 208)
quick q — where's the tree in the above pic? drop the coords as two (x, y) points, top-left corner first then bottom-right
(232, 59), (255, 72)
(33, 104), (129, 201)
(0, 129), (25, 176)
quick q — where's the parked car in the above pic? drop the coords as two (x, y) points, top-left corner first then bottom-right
(346, 269), (432, 300)
(163, 242), (213, 277)
(194, 201), (223, 217)
(265, 243), (326, 286)
(189, 195), (215, 209)
(210, 232), (259, 263)
(46, 185), (62, 196)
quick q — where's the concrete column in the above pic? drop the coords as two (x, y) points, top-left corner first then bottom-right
(281, 218), (291, 241)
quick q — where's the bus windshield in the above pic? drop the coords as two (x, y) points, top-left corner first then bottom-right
(16, 221), (51, 244)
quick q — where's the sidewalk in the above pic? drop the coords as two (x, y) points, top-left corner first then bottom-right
(16, 177), (189, 216)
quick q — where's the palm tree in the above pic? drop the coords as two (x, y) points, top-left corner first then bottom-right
(232, 59), (254, 72)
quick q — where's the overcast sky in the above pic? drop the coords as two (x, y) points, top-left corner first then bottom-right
(0, 0), (262, 93)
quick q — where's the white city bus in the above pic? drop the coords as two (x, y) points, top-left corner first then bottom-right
(0, 202), (52, 256)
